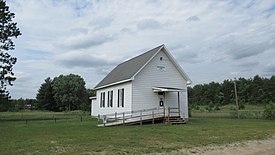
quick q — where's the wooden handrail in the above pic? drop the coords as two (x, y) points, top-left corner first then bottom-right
(97, 107), (183, 126)
(98, 107), (165, 125)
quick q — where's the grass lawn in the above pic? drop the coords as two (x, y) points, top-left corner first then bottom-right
(0, 112), (274, 154)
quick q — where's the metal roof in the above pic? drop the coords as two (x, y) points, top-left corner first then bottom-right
(95, 45), (164, 89)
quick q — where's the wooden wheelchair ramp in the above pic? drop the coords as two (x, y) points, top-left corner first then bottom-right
(97, 107), (186, 127)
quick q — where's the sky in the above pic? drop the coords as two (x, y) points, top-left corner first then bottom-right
(5, 0), (275, 99)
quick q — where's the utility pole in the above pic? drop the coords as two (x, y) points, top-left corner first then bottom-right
(233, 79), (239, 119)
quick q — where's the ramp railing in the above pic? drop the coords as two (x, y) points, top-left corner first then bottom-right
(97, 107), (166, 126)
(97, 107), (187, 126)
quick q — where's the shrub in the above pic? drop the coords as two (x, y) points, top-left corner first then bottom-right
(239, 111), (254, 119)
(195, 105), (200, 110)
(188, 106), (192, 117)
(230, 106), (236, 111)
(263, 103), (275, 120)
(214, 105), (220, 111)
(206, 102), (215, 112)
(239, 104), (245, 110)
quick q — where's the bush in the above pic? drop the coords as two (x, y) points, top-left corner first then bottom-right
(206, 102), (215, 112)
(230, 106), (236, 111)
(239, 104), (245, 110)
(188, 106), (192, 117)
(195, 105), (200, 110)
(229, 111), (237, 118)
(263, 103), (275, 120)
(239, 111), (254, 119)
(214, 105), (220, 111)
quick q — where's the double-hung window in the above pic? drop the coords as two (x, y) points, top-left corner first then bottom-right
(100, 92), (105, 108)
(118, 88), (124, 107)
(108, 91), (113, 107)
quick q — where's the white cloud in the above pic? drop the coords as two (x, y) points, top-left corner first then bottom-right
(137, 19), (162, 30)
(5, 0), (275, 98)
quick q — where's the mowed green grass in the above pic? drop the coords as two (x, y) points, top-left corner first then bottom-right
(0, 112), (274, 154)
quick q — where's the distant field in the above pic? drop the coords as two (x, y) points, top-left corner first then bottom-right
(0, 110), (89, 121)
(191, 104), (266, 119)
(0, 111), (274, 154)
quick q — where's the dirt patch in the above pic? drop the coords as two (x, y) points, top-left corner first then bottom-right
(186, 137), (275, 155)
(163, 137), (275, 155)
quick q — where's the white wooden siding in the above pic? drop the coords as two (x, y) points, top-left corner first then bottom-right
(91, 82), (132, 116)
(132, 49), (188, 118)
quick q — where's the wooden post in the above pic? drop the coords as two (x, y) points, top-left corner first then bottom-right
(152, 110), (155, 124)
(81, 116), (82, 122)
(103, 115), (107, 127)
(178, 92), (180, 117)
(25, 120), (28, 124)
(115, 112), (117, 121)
(233, 80), (239, 119)
(163, 107), (166, 123)
(97, 114), (100, 125)
(140, 111), (142, 125)
(55, 118), (56, 123)
(168, 107), (170, 124)
(123, 112), (125, 125)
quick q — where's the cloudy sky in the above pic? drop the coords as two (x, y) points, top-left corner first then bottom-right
(6, 0), (275, 99)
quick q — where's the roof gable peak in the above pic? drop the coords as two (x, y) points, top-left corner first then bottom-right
(94, 44), (191, 90)
(94, 45), (164, 89)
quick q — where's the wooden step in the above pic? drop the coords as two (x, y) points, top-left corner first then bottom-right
(170, 121), (186, 125)
(167, 116), (185, 125)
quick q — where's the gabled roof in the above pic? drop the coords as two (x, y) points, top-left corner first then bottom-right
(95, 44), (191, 90)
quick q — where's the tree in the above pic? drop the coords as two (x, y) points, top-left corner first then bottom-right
(80, 88), (96, 111)
(0, 1), (21, 98)
(36, 77), (56, 111)
(188, 75), (275, 106)
(52, 74), (86, 111)
(0, 94), (10, 111)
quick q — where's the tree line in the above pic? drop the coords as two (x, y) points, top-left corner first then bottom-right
(1, 74), (274, 112)
(188, 75), (275, 108)
(0, 74), (95, 112)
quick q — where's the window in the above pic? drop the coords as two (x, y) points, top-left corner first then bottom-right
(100, 92), (105, 108)
(118, 88), (124, 107)
(108, 91), (113, 107)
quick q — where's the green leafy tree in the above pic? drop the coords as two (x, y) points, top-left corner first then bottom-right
(52, 74), (86, 111)
(79, 89), (96, 111)
(0, 1), (21, 98)
(36, 77), (56, 111)
(0, 95), (10, 111)
(10, 97), (25, 111)
(266, 76), (275, 102)
(188, 75), (275, 106)
(263, 102), (275, 120)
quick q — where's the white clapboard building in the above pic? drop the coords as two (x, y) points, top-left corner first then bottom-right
(91, 44), (191, 125)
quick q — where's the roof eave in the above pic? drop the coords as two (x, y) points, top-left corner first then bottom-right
(94, 79), (132, 90)
(162, 45), (192, 83)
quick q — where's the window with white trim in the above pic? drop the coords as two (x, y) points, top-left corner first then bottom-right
(118, 88), (124, 107)
(108, 91), (113, 107)
(100, 92), (105, 108)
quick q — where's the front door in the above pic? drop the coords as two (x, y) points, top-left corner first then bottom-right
(158, 92), (165, 107)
